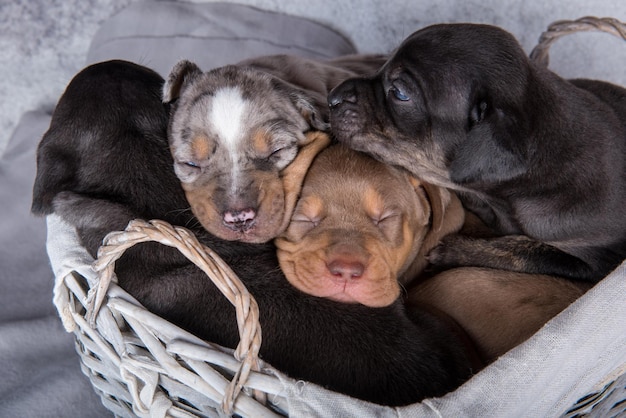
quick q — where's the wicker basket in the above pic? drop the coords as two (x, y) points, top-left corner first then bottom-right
(49, 17), (626, 418)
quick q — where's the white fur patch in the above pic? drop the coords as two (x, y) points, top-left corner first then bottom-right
(210, 86), (247, 151)
(209, 87), (248, 190)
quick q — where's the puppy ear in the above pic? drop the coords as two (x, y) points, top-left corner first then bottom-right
(409, 178), (453, 233)
(278, 131), (332, 234)
(450, 106), (527, 185)
(271, 78), (330, 132)
(162, 60), (203, 103)
(403, 177), (465, 281)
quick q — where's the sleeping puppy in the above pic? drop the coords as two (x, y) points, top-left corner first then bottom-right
(328, 23), (626, 283)
(407, 267), (593, 364)
(32, 59), (475, 407)
(163, 54), (386, 243)
(276, 144), (464, 307)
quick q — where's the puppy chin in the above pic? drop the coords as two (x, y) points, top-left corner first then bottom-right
(305, 274), (399, 308)
(185, 199), (279, 244)
(184, 180), (291, 243)
(279, 251), (400, 307)
(199, 213), (285, 244)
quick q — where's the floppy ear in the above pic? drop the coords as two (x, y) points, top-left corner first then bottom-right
(278, 131), (332, 235)
(162, 60), (203, 103)
(401, 177), (465, 282)
(271, 78), (330, 131)
(450, 104), (527, 185)
(410, 179), (464, 236)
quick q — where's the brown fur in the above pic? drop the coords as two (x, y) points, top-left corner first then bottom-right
(276, 144), (464, 307)
(407, 267), (593, 364)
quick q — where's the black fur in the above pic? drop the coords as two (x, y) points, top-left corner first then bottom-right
(32, 60), (474, 406)
(329, 23), (626, 283)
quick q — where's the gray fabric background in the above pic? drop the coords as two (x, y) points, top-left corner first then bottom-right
(2, 0), (626, 156)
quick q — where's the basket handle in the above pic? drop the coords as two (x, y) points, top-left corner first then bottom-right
(530, 16), (626, 67)
(90, 219), (263, 415)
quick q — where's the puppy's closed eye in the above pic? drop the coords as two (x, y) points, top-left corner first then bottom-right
(173, 134), (216, 182)
(364, 187), (404, 242)
(287, 196), (325, 239)
(372, 210), (403, 242)
(262, 144), (298, 168)
(174, 160), (204, 183)
(289, 213), (321, 237)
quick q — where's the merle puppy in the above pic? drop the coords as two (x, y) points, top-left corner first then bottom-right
(31, 60), (475, 406)
(329, 23), (626, 283)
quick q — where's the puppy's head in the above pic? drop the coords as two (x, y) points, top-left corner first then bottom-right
(329, 23), (533, 190)
(164, 61), (330, 243)
(276, 144), (464, 307)
(32, 60), (185, 221)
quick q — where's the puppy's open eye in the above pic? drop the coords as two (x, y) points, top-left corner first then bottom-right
(389, 85), (410, 102)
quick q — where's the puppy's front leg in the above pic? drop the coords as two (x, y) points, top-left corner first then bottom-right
(52, 191), (136, 231)
(428, 234), (597, 282)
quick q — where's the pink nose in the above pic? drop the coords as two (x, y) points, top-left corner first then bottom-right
(327, 259), (365, 281)
(223, 208), (256, 231)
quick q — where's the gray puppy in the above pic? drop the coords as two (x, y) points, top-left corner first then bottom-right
(329, 23), (626, 283)
(164, 54), (386, 243)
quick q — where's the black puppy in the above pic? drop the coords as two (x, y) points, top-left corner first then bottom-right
(329, 23), (626, 283)
(31, 60), (475, 406)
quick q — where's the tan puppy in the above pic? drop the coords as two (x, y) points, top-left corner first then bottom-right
(407, 268), (593, 364)
(163, 54), (386, 243)
(276, 144), (464, 307)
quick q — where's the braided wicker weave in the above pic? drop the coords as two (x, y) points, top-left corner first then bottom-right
(50, 16), (626, 418)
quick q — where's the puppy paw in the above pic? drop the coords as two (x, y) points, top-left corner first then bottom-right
(427, 235), (474, 268)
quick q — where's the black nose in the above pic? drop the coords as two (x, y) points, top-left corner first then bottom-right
(328, 79), (358, 108)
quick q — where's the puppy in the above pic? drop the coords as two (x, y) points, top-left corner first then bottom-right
(163, 54), (386, 243)
(407, 267), (593, 364)
(328, 23), (626, 283)
(32, 60), (475, 407)
(276, 144), (464, 307)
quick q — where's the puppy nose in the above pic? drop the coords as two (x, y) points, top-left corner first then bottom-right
(327, 259), (365, 281)
(328, 80), (357, 108)
(223, 208), (256, 231)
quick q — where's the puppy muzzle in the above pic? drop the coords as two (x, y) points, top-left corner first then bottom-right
(328, 79), (358, 108)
